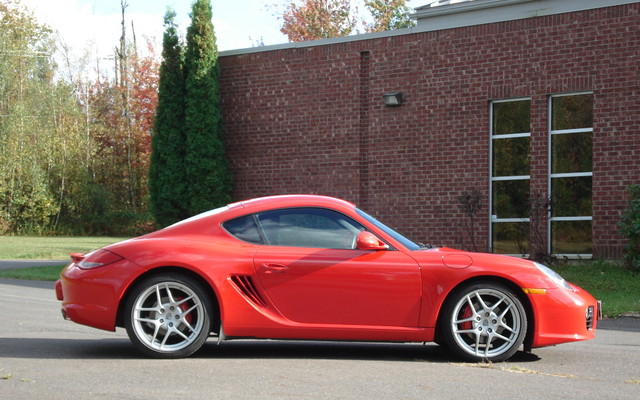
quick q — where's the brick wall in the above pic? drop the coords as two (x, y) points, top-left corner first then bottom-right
(219, 3), (640, 257)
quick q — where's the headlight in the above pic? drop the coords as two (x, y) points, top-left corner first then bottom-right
(534, 262), (573, 291)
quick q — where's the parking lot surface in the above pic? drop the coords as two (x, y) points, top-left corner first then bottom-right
(1, 278), (639, 399)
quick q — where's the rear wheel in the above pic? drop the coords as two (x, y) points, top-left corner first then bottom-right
(124, 274), (213, 358)
(441, 282), (527, 362)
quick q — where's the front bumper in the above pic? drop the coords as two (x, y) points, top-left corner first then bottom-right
(528, 284), (600, 348)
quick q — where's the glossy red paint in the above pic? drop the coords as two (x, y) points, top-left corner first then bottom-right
(56, 194), (599, 360)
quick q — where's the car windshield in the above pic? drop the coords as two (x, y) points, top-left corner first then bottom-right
(355, 208), (421, 251)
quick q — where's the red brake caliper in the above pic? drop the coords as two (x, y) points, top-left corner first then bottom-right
(177, 297), (193, 324)
(460, 305), (473, 330)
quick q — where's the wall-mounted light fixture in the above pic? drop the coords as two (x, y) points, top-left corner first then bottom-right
(382, 92), (403, 107)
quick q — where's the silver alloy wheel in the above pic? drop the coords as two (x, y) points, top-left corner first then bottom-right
(449, 287), (523, 359)
(131, 281), (205, 353)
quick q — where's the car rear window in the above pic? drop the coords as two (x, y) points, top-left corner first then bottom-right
(222, 215), (264, 244)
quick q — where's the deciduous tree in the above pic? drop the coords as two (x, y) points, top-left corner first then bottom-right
(363, 0), (415, 32)
(0, 0), (87, 233)
(277, 0), (415, 42)
(76, 5), (159, 234)
(0, 0), (160, 235)
(280, 0), (356, 41)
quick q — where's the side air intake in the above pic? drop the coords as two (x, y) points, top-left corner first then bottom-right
(229, 275), (267, 307)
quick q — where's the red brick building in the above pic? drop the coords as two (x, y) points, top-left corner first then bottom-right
(218, 0), (640, 259)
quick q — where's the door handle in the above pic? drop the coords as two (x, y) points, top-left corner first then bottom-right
(261, 263), (290, 274)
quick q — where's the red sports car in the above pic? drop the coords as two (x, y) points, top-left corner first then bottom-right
(55, 195), (600, 361)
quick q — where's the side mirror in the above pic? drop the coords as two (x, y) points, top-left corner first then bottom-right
(356, 231), (389, 251)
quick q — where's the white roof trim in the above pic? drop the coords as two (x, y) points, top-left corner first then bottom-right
(220, 0), (639, 57)
(411, 0), (638, 29)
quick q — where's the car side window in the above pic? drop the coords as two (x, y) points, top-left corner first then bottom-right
(257, 208), (365, 249)
(222, 215), (264, 244)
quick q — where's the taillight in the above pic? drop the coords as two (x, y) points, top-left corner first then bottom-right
(74, 249), (124, 269)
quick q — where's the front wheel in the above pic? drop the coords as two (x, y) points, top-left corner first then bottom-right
(441, 282), (527, 362)
(124, 274), (213, 358)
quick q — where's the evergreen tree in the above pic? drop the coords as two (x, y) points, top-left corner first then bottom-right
(184, 0), (232, 215)
(149, 9), (188, 226)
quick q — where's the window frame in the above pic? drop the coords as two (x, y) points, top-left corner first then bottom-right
(223, 207), (367, 250)
(547, 92), (593, 258)
(489, 97), (532, 255)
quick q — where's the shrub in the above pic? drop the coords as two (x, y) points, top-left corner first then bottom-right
(620, 184), (640, 271)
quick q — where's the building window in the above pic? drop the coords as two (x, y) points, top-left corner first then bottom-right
(490, 98), (531, 254)
(549, 93), (593, 256)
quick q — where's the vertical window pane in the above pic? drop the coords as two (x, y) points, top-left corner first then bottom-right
(551, 94), (593, 130)
(549, 93), (593, 256)
(551, 132), (592, 173)
(492, 100), (531, 135)
(491, 99), (531, 255)
(552, 221), (592, 254)
(492, 180), (529, 219)
(492, 222), (529, 254)
(552, 176), (592, 217)
(492, 137), (530, 176)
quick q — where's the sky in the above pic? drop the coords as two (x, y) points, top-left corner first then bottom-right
(21, 0), (288, 57)
(20, 0), (427, 59)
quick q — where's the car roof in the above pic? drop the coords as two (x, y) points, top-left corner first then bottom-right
(145, 195), (358, 239)
(232, 194), (356, 212)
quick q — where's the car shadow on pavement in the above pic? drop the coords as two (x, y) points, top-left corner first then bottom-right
(0, 337), (540, 362)
(195, 340), (541, 363)
(0, 337), (138, 360)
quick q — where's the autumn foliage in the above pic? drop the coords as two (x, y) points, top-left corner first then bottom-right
(281, 0), (356, 41)
(364, 0), (416, 32)
(1, 0), (160, 235)
(279, 0), (415, 42)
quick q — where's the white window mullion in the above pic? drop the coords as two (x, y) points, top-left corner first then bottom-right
(550, 172), (592, 179)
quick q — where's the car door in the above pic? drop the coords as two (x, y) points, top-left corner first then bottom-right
(251, 207), (422, 327)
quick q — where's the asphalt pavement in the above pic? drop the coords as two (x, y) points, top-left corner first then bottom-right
(1, 278), (639, 400)
(0, 260), (67, 271)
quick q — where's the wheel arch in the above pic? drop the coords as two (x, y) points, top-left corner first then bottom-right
(434, 275), (535, 352)
(116, 266), (221, 334)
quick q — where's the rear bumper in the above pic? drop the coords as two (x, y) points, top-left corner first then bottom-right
(55, 259), (144, 332)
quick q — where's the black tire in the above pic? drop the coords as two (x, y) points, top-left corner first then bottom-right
(440, 281), (527, 362)
(124, 274), (213, 358)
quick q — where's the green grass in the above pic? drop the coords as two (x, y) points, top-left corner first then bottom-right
(0, 236), (128, 260)
(0, 265), (66, 281)
(553, 260), (640, 317)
